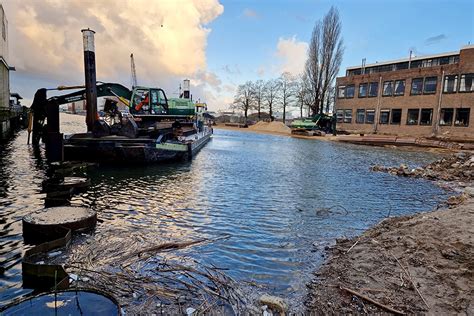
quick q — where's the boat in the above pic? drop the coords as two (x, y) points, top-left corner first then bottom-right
(30, 80), (213, 163)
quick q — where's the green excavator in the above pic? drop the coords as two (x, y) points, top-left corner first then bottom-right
(30, 82), (197, 145)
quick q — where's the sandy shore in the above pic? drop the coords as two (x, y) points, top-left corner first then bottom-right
(214, 124), (339, 141)
(306, 153), (474, 315)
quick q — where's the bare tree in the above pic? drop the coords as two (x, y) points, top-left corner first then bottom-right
(277, 72), (297, 123)
(295, 74), (311, 118)
(304, 6), (344, 115)
(252, 80), (265, 120)
(263, 79), (279, 121)
(232, 81), (254, 124)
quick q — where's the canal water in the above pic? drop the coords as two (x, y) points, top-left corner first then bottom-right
(0, 114), (448, 310)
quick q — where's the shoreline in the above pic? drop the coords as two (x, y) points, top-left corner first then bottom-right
(306, 153), (474, 314)
(214, 124), (456, 153)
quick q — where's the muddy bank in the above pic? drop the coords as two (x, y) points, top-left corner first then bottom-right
(307, 153), (474, 314)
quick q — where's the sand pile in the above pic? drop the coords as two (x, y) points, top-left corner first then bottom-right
(306, 197), (474, 314)
(249, 121), (291, 134)
(307, 151), (474, 314)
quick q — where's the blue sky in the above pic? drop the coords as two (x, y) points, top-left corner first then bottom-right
(5, 0), (474, 111)
(206, 0), (473, 86)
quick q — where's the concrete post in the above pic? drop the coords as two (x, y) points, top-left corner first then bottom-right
(81, 29), (97, 132)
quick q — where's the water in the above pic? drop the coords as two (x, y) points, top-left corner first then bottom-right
(0, 114), (448, 309)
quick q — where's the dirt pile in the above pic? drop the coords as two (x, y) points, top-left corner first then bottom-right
(371, 152), (474, 182)
(306, 198), (474, 314)
(307, 151), (474, 314)
(248, 121), (291, 134)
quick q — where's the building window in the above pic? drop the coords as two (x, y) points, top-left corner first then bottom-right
(391, 109), (402, 124)
(411, 78), (423, 95)
(455, 108), (470, 126)
(407, 109), (419, 125)
(420, 108), (433, 125)
(423, 77), (437, 94)
(345, 85), (355, 98)
(366, 110), (375, 124)
(459, 74), (474, 92)
(344, 109), (352, 123)
(394, 80), (405, 96)
(368, 82), (378, 97)
(439, 108), (453, 126)
(358, 83), (368, 97)
(379, 109), (390, 124)
(356, 109), (365, 123)
(336, 109), (344, 123)
(382, 81), (393, 96)
(338, 86), (346, 98)
(443, 75), (458, 93)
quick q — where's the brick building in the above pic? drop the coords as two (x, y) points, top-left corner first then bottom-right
(335, 45), (474, 140)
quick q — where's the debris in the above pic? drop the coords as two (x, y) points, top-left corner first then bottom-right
(259, 294), (288, 314)
(371, 152), (474, 182)
(341, 287), (405, 315)
(186, 307), (196, 315)
(47, 251), (62, 257)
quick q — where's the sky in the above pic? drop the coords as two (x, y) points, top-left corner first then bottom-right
(3, 0), (474, 112)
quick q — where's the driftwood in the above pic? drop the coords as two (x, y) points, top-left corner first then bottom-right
(345, 239), (359, 254)
(341, 287), (405, 315)
(390, 252), (430, 309)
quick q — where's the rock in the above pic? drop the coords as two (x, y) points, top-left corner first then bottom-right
(451, 163), (460, 168)
(259, 294), (288, 314)
(464, 187), (474, 197)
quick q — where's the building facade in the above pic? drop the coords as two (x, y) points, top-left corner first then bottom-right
(0, 4), (9, 110)
(335, 45), (474, 140)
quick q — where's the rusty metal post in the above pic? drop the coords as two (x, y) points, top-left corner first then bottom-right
(81, 29), (97, 132)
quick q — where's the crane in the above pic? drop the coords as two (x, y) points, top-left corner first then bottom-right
(130, 53), (138, 88)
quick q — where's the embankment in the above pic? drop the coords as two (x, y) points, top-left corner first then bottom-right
(306, 152), (474, 314)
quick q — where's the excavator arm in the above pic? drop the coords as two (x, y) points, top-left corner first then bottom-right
(30, 82), (132, 145)
(47, 82), (132, 106)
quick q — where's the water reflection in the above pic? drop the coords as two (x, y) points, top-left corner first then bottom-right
(0, 116), (449, 309)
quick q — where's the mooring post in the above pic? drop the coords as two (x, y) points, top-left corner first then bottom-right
(81, 28), (97, 132)
(45, 99), (63, 161)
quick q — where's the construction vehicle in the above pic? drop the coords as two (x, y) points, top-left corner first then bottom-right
(29, 81), (212, 163)
(30, 82), (199, 144)
(290, 113), (334, 136)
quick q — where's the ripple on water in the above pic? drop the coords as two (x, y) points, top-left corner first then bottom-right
(0, 118), (449, 309)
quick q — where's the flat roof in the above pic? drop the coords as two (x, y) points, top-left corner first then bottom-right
(346, 50), (459, 70)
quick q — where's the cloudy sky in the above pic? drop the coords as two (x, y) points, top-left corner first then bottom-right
(3, 0), (473, 111)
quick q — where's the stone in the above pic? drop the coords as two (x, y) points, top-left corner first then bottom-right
(259, 294), (288, 314)
(464, 187), (474, 197)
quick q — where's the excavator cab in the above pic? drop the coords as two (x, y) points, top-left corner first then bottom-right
(130, 87), (168, 115)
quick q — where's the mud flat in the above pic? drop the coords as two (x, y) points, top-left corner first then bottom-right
(306, 152), (474, 314)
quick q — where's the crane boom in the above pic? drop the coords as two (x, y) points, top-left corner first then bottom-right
(130, 53), (138, 88)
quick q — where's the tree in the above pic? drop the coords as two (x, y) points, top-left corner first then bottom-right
(232, 81), (254, 124)
(251, 80), (265, 120)
(277, 72), (296, 123)
(304, 6), (344, 115)
(263, 79), (279, 121)
(295, 74), (311, 118)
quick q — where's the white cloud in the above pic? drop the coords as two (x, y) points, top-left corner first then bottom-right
(275, 36), (308, 76)
(3, 0), (224, 107)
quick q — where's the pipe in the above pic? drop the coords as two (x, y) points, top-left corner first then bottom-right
(81, 28), (98, 132)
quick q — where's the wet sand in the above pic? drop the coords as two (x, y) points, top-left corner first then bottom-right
(306, 153), (474, 314)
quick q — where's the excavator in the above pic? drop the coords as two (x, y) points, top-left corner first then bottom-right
(30, 82), (196, 145)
